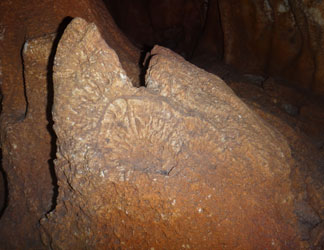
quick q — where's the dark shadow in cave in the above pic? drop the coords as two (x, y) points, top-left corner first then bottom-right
(0, 84), (8, 219)
(0, 148), (8, 219)
(138, 45), (154, 87)
(46, 16), (73, 213)
(21, 36), (29, 118)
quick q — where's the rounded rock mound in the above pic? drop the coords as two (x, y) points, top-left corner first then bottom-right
(40, 18), (301, 249)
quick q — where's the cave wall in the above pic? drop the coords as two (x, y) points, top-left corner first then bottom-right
(104, 0), (208, 58)
(0, 0), (139, 249)
(105, 0), (324, 96)
(217, 0), (324, 95)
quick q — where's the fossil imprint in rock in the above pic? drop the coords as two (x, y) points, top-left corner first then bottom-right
(40, 18), (300, 249)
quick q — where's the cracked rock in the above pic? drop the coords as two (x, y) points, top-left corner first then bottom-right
(40, 18), (301, 249)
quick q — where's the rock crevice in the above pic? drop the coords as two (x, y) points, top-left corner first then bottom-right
(40, 17), (301, 249)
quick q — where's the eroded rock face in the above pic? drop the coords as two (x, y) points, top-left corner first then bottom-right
(0, 1), (140, 249)
(0, 0), (140, 124)
(0, 34), (55, 250)
(40, 18), (301, 249)
(193, 55), (324, 249)
(214, 0), (324, 95)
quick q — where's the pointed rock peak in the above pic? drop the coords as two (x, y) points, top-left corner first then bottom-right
(53, 17), (134, 140)
(54, 17), (132, 88)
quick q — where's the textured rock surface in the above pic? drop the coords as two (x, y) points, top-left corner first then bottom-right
(194, 57), (324, 249)
(1, 1), (323, 249)
(40, 18), (300, 249)
(215, 0), (324, 95)
(0, 1), (140, 249)
(0, 0), (139, 119)
(0, 34), (55, 249)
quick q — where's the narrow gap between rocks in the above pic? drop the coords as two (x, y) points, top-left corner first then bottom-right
(0, 148), (8, 218)
(138, 45), (153, 87)
(0, 85), (6, 218)
(46, 16), (73, 213)
(21, 41), (29, 118)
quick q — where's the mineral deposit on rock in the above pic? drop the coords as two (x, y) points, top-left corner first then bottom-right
(40, 18), (301, 249)
(0, 34), (55, 250)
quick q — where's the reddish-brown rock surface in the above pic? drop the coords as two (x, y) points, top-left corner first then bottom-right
(0, 0), (140, 249)
(0, 0), (139, 118)
(0, 34), (55, 250)
(0, 1), (323, 249)
(40, 18), (301, 249)
(194, 56), (324, 249)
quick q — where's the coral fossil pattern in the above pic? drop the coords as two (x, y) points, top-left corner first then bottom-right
(41, 18), (301, 249)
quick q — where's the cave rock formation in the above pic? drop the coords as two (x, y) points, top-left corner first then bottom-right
(40, 18), (301, 249)
(0, 0), (140, 248)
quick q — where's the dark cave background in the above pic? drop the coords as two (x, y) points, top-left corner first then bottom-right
(102, 0), (324, 98)
(103, 0), (221, 60)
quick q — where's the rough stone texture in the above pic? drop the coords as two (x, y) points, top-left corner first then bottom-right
(193, 56), (324, 249)
(0, 1), (140, 249)
(0, 0), (139, 119)
(40, 18), (301, 249)
(1, 1), (323, 249)
(0, 34), (55, 250)
(240, 86), (324, 249)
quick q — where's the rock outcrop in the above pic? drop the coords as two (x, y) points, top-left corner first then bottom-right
(40, 18), (301, 249)
(0, 34), (55, 249)
(0, 1), (323, 249)
(194, 56), (324, 249)
(0, 0), (140, 249)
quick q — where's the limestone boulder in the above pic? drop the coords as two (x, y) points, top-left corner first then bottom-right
(41, 18), (301, 249)
(0, 0), (140, 249)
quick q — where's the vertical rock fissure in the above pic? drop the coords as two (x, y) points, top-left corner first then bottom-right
(0, 148), (8, 218)
(46, 17), (73, 213)
(139, 46), (154, 87)
(21, 41), (29, 118)
(0, 66), (7, 218)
